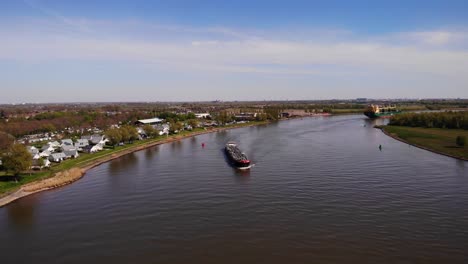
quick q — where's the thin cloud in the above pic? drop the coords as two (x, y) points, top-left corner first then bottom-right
(1, 17), (468, 77)
(409, 31), (468, 45)
(22, 0), (93, 33)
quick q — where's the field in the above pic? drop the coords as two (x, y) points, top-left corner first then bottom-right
(383, 126), (468, 160)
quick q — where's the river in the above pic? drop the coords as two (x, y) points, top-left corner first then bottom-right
(1, 115), (467, 263)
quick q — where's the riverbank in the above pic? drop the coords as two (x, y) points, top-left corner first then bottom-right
(380, 125), (468, 161)
(0, 121), (268, 207)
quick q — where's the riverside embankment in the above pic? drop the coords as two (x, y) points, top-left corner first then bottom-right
(0, 121), (267, 207)
(380, 125), (468, 161)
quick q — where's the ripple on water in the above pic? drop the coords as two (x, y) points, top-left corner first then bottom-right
(0, 115), (467, 264)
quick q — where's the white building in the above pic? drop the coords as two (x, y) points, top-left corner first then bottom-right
(195, 113), (210, 118)
(49, 152), (66, 163)
(31, 159), (51, 170)
(136, 118), (164, 125)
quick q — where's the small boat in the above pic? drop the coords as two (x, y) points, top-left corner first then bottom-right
(225, 142), (251, 169)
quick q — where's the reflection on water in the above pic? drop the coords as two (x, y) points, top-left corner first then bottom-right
(0, 115), (467, 264)
(170, 140), (183, 150)
(144, 146), (159, 160)
(189, 136), (198, 146)
(456, 159), (467, 176)
(108, 152), (137, 174)
(233, 168), (251, 183)
(6, 196), (37, 229)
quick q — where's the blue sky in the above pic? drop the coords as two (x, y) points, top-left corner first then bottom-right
(1, 0), (468, 103)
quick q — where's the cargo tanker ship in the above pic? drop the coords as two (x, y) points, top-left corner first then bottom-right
(225, 142), (251, 169)
(364, 104), (402, 118)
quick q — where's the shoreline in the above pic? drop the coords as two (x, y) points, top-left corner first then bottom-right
(0, 122), (267, 208)
(379, 127), (468, 162)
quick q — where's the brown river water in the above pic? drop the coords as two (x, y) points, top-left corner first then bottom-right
(1, 115), (467, 263)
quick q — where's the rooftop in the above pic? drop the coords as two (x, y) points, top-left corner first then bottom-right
(136, 118), (164, 124)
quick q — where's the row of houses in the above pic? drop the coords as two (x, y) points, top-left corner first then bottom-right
(27, 134), (108, 169)
(18, 126), (104, 144)
(18, 132), (54, 144)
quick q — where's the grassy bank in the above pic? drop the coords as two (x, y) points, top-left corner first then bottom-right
(0, 121), (268, 197)
(382, 126), (468, 160)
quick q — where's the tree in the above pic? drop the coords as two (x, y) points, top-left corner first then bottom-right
(143, 124), (157, 138)
(187, 119), (199, 128)
(186, 112), (196, 119)
(0, 132), (14, 154)
(40, 123), (56, 133)
(389, 111), (468, 130)
(213, 111), (231, 125)
(38, 157), (45, 168)
(255, 113), (267, 121)
(169, 121), (183, 134)
(119, 126), (131, 143)
(2, 143), (32, 178)
(105, 128), (122, 147)
(123, 125), (138, 142)
(456, 136), (466, 147)
(264, 107), (281, 121)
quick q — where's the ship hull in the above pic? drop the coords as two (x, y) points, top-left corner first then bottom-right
(225, 144), (251, 169)
(364, 111), (402, 119)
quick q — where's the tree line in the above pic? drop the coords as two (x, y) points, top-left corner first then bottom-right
(388, 111), (468, 130)
(1, 143), (32, 178)
(0, 110), (155, 138)
(105, 125), (139, 147)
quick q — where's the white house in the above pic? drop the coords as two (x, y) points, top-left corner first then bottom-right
(41, 143), (55, 153)
(31, 159), (51, 170)
(74, 139), (89, 151)
(40, 150), (51, 158)
(62, 145), (77, 152)
(26, 146), (39, 155)
(94, 143), (104, 151)
(195, 113), (210, 118)
(91, 135), (107, 145)
(49, 141), (61, 148)
(137, 127), (150, 139)
(49, 152), (66, 163)
(63, 149), (79, 159)
(83, 134), (107, 146)
(82, 144), (102, 153)
(61, 139), (73, 147)
(158, 124), (170, 136)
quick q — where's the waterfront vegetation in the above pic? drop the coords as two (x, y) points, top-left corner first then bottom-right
(383, 126), (468, 160)
(384, 111), (468, 159)
(388, 111), (468, 130)
(2, 100), (465, 138)
(0, 120), (267, 196)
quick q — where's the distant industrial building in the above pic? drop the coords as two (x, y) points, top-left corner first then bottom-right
(136, 118), (164, 125)
(195, 113), (211, 118)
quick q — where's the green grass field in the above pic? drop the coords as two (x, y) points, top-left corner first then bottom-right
(383, 126), (468, 159)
